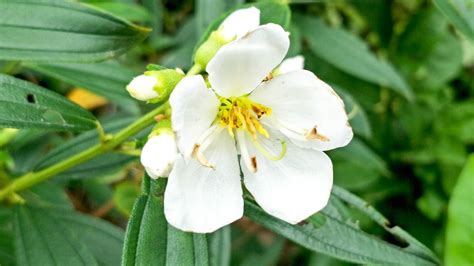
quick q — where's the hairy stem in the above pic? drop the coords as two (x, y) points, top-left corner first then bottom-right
(0, 103), (168, 201)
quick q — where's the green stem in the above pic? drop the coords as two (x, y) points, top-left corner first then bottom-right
(0, 103), (168, 201)
(186, 64), (202, 76)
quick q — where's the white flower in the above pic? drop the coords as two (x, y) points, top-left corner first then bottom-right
(219, 7), (260, 40)
(277, 55), (305, 74)
(126, 74), (159, 101)
(141, 133), (178, 179)
(165, 24), (353, 233)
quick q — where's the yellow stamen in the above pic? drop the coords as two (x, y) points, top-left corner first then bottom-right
(192, 144), (215, 169)
(252, 138), (287, 161)
(217, 96), (272, 140)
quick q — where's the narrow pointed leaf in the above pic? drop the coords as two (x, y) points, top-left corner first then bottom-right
(0, 0), (149, 62)
(122, 176), (209, 266)
(331, 186), (440, 264)
(0, 208), (14, 266)
(244, 199), (436, 265)
(14, 205), (99, 266)
(445, 155), (474, 265)
(295, 15), (413, 100)
(14, 184), (124, 266)
(433, 0), (474, 42)
(54, 209), (125, 266)
(25, 62), (140, 113)
(209, 226), (231, 266)
(122, 178), (168, 266)
(0, 74), (96, 131)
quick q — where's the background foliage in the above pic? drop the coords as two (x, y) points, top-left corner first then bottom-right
(0, 0), (472, 265)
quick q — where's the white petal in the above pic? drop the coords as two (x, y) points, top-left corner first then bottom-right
(207, 24), (290, 97)
(278, 55), (304, 74)
(250, 70), (353, 151)
(241, 133), (333, 224)
(164, 130), (243, 233)
(140, 134), (177, 179)
(126, 74), (159, 101)
(169, 75), (220, 157)
(220, 7), (260, 40)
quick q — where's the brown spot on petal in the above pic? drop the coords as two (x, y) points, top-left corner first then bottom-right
(263, 73), (273, 82)
(250, 156), (258, 173)
(305, 126), (330, 142)
(241, 31), (252, 39)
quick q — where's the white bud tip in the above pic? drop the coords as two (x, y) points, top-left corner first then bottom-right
(126, 75), (160, 101)
(141, 134), (178, 178)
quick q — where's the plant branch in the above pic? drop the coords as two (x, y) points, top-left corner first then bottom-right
(0, 103), (168, 202)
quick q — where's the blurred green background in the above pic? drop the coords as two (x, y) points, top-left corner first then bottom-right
(1, 0), (473, 265)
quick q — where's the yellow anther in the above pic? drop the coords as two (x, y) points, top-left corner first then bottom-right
(216, 96), (272, 139)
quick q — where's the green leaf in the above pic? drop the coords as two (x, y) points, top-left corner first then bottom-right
(13, 183), (124, 266)
(445, 155), (474, 265)
(195, 2), (291, 54)
(122, 177), (168, 266)
(53, 153), (135, 180)
(26, 182), (74, 209)
(0, 207), (14, 266)
(209, 226), (231, 266)
(303, 51), (381, 109)
(166, 226), (209, 266)
(395, 8), (463, 89)
(89, 2), (151, 23)
(161, 18), (197, 69)
(0, 74), (96, 131)
(329, 138), (390, 178)
(295, 15), (413, 100)
(244, 199), (437, 265)
(0, 0), (149, 62)
(8, 130), (56, 175)
(54, 209), (125, 266)
(34, 117), (139, 179)
(113, 181), (142, 216)
(330, 186), (440, 263)
(240, 237), (285, 266)
(334, 87), (372, 138)
(14, 205), (99, 266)
(433, 0), (474, 42)
(147, 64), (168, 71)
(122, 176), (209, 266)
(25, 61), (140, 113)
(195, 0), (243, 35)
(142, 0), (164, 41)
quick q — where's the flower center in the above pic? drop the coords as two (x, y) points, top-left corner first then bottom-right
(217, 96), (272, 139)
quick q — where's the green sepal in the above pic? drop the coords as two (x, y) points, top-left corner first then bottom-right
(149, 119), (173, 138)
(146, 64), (168, 71)
(194, 31), (232, 70)
(144, 69), (184, 103)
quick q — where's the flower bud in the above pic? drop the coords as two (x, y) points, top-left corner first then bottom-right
(141, 131), (178, 179)
(126, 69), (184, 103)
(194, 7), (260, 69)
